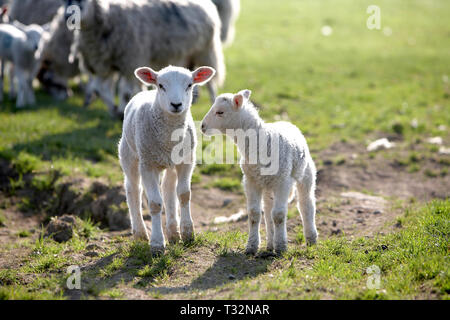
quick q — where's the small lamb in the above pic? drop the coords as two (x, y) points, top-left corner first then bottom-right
(201, 90), (318, 254)
(0, 22), (44, 107)
(119, 65), (216, 254)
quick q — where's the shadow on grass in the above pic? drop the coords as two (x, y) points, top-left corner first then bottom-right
(72, 241), (275, 299)
(1, 88), (122, 164)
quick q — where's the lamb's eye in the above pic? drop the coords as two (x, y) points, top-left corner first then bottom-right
(159, 84), (165, 91)
(216, 111), (224, 116)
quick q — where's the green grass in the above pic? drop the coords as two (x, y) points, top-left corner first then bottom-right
(219, 199), (450, 299)
(0, 0), (449, 300)
(1, 0), (448, 185)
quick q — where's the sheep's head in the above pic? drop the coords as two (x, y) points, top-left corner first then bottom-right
(201, 89), (252, 135)
(135, 65), (216, 115)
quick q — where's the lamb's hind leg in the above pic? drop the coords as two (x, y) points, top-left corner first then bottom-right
(272, 179), (294, 255)
(296, 166), (318, 245)
(162, 167), (181, 244)
(119, 140), (148, 241)
(244, 178), (263, 255)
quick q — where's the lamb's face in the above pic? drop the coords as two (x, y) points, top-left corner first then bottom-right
(201, 94), (236, 135)
(201, 90), (252, 136)
(156, 69), (195, 115)
(135, 65), (216, 116)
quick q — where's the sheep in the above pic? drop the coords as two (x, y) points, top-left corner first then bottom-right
(0, 22), (44, 107)
(34, 6), (79, 100)
(63, 0), (225, 118)
(212, 0), (240, 46)
(8, 0), (61, 25)
(201, 90), (318, 255)
(118, 65), (216, 254)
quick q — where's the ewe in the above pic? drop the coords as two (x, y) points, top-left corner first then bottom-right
(201, 90), (318, 254)
(119, 65), (215, 254)
(63, 0), (225, 118)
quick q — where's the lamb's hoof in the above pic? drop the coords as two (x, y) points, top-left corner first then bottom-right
(168, 232), (181, 244)
(257, 251), (277, 259)
(133, 232), (149, 242)
(274, 244), (288, 256)
(181, 226), (195, 243)
(132, 229), (149, 242)
(306, 232), (318, 246)
(245, 245), (258, 256)
(151, 245), (165, 256)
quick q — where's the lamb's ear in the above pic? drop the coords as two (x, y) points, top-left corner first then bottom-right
(232, 93), (244, 111)
(135, 67), (158, 86)
(192, 66), (216, 85)
(238, 89), (252, 100)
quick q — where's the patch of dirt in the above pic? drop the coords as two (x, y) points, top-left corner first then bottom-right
(0, 141), (448, 299)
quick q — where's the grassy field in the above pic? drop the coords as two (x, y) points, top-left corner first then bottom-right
(0, 0), (449, 300)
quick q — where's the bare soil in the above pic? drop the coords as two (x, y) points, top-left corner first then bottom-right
(0, 141), (449, 299)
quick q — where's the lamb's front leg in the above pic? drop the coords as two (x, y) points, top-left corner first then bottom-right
(176, 163), (195, 242)
(244, 177), (263, 255)
(162, 167), (181, 243)
(272, 180), (294, 255)
(141, 166), (165, 254)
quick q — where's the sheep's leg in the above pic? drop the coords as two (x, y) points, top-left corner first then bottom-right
(141, 166), (165, 254)
(25, 74), (35, 106)
(0, 60), (4, 103)
(175, 163), (195, 243)
(15, 67), (27, 108)
(296, 167), (318, 245)
(272, 180), (294, 255)
(8, 64), (16, 100)
(93, 77), (119, 119)
(263, 191), (275, 251)
(244, 178), (263, 255)
(206, 82), (217, 103)
(119, 140), (148, 241)
(162, 167), (181, 244)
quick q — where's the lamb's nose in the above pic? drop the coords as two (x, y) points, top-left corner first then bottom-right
(171, 102), (182, 110)
(201, 123), (206, 133)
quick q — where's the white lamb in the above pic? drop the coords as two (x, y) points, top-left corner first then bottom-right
(119, 65), (216, 254)
(201, 90), (318, 254)
(0, 22), (44, 107)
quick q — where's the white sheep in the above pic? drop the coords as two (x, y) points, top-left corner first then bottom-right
(212, 0), (240, 46)
(0, 22), (44, 107)
(119, 65), (216, 254)
(8, 0), (61, 25)
(63, 0), (225, 118)
(201, 90), (318, 254)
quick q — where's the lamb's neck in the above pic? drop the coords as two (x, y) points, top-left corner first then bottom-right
(230, 106), (266, 160)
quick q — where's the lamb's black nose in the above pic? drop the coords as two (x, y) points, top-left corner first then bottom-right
(171, 102), (182, 110)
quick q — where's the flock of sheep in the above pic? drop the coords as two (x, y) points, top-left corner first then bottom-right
(0, 0), (239, 117)
(1, 0), (318, 256)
